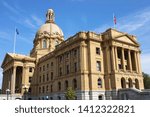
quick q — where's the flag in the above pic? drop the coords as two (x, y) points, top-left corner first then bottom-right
(113, 15), (117, 25)
(16, 28), (19, 35)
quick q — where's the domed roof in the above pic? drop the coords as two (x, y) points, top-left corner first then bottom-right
(37, 23), (64, 37)
(35, 9), (64, 38)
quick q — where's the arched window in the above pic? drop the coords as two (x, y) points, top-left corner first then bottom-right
(73, 79), (77, 90)
(98, 95), (103, 100)
(121, 78), (126, 88)
(43, 39), (47, 48)
(58, 82), (61, 91)
(135, 79), (139, 89)
(128, 78), (133, 88)
(65, 80), (68, 90)
(98, 78), (102, 88)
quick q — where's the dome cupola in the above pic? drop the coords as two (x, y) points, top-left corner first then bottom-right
(30, 9), (64, 59)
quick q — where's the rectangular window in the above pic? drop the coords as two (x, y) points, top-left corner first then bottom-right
(47, 64), (49, 69)
(29, 77), (32, 83)
(42, 86), (45, 93)
(66, 65), (69, 74)
(43, 75), (45, 82)
(119, 64), (122, 69)
(66, 52), (69, 58)
(39, 76), (41, 83)
(96, 61), (101, 71)
(74, 62), (77, 72)
(51, 62), (53, 66)
(40, 67), (41, 72)
(29, 67), (32, 72)
(96, 47), (100, 55)
(59, 56), (62, 63)
(51, 72), (53, 80)
(51, 85), (53, 92)
(74, 49), (77, 56)
(47, 73), (49, 81)
(39, 87), (41, 93)
(46, 85), (49, 92)
(43, 65), (45, 71)
(59, 67), (62, 76)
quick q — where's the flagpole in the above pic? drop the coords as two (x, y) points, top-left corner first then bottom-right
(13, 27), (17, 53)
(113, 13), (116, 29)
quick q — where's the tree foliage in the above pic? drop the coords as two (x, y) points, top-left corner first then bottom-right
(143, 72), (150, 89)
(65, 87), (76, 100)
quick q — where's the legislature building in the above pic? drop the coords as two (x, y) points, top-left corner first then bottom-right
(1, 9), (149, 100)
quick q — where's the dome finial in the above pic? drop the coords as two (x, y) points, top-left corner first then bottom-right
(46, 9), (55, 23)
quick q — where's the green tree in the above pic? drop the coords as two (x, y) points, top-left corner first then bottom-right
(143, 72), (150, 89)
(0, 89), (2, 94)
(65, 87), (76, 100)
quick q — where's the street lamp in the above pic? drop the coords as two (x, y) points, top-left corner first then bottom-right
(6, 89), (10, 100)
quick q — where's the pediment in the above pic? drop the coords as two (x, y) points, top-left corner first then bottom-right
(115, 35), (139, 45)
(1, 53), (13, 68)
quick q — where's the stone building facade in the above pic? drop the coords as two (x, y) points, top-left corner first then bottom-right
(1, 9), (145, 100)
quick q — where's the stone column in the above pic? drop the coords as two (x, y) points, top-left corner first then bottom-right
(114, 47), (118, 70)
(128, 50), (132, 72)
(6, 70), (8, 89)
(21, 65), (26, 94)
(8, 70), (10, 89)
(111, 46), (115, 72)
(122, 48), (125, 71)
(137, 51), (142, 73)
(11, 66), (16, 94)
(2, 72), (6, 93)
(134, 51), (138, 73)
(80, 42), (86, 72)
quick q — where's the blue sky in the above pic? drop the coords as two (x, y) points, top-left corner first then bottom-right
(0, 0), (150, 88)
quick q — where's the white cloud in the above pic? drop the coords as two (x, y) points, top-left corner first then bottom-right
(24, 19), (36, 29)
(94, 7), (150, 74)
(117, 7), (150, 34)
(2, 1), (43, 30)
(31, 15), (43, 26)
(2, 1), (20, 15)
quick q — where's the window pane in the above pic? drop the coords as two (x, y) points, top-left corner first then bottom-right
(96, 47), (100, 55)
(96, 61), (101, 71)
(43, 40), (47, 48)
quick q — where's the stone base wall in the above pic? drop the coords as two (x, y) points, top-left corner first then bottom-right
(0, 94), (22, 100)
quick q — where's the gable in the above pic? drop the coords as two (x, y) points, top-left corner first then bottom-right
(115, 35), (138, 45)
(1, 53), (13, 68)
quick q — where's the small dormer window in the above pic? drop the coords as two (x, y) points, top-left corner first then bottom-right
(43, 40), (47, 48)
